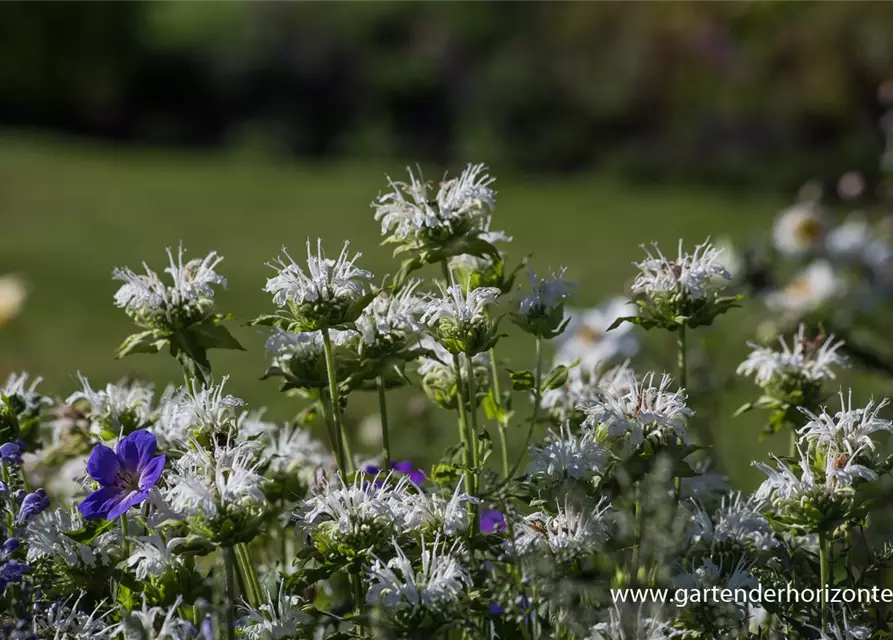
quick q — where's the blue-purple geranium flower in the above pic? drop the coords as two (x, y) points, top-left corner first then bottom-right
(79, 429), (166, 521)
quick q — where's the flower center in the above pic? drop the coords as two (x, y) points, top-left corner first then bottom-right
(794, 217), (823, 244)
(577, 325), (602, 345)
(115, 470), (140, 492)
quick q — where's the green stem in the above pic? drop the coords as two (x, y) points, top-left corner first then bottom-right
(676, 324), (687, 391)
(465, 354), (481, 533)
(488, 343), (510, 478)
(376, 375), (392, 469)
(502, 336), (543, 482)
(322, 327), (353, 475)
(451, 354), (475, 522)
(223, 547), (237, 640)
(318, 393), (343, 475)
(121, 513), (131, 557)
(789, 429), (798, 459)
(236, 542), (263, 608)
(819, 532), (829, 630)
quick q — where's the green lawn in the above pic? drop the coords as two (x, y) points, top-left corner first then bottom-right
(0, 132), (822, 487)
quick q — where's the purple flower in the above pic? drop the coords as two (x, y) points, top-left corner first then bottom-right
(78, 429), (166, 521)
(480, 508), (506, 534)
(15, 489), (48, 524)
(391, 461), (425, 485)
(0, 560), (29, 584)
(2, 538), (18, 555)
(0, 442), (21, 464)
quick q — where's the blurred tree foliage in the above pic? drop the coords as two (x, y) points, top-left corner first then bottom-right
(1, 2), (892, 189)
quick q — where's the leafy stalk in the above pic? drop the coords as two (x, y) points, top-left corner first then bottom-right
(376, 375), (392, 469)
(322, 327), (354, 475)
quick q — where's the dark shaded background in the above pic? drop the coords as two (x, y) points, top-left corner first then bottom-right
(2, 2), (893, 190)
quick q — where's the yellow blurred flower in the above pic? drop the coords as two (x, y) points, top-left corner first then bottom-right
(0, 274), (26, 326)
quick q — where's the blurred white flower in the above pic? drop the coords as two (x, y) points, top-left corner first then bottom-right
(519, 267), (576, 316)
(0, 273), (26, 326)
(764, 260), (842, 318)
(553, 299), (640, 370)
(154, 376), (245, 445)
(514, 498), (611, 555)
(586, 604), (681, 640)
(66, 373), (154, 434)
(2, 371), (51, 414)
(526, 424), (609, 482)
(773, 204), (826, 257)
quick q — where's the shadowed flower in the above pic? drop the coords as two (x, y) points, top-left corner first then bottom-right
(79, 430), (166, 521)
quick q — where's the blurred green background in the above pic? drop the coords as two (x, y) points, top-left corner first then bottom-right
(1, 2), (892, 488)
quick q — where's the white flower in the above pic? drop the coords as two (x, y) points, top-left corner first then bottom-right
(252, 419), (331, 483)
(165, 439), (267, 520)
(356, 280), (427, 347)
(519, 267), (575, 315)
(125, 534), (184, 580)
(240, 582), (311, 640)
(673, 557), (757, 594)
(808, 610), (872, 640)
(154, 377), (245, 445)
(34, 593), (113, 640)
(108, 596), (192, 640)
(25, 507), (110, 567)
(553, 299), (640, 370)
(541, 362), (636, 423)
(798, 391), (893, 456)
(826, 215), (873, 264)
(586, 605), (681, 640)
(264, 239), (372, 307)
(764, 260), (842, 318)
(113, 245), (225, 314)
(66, 373), (154, 433)
(366, 537), (470, 613)
(686, 493), (776, 551)
(0, 273), (27, 326)
(526, 424), (609, 482)
(373, 164), (495, 242)
(397, 481), (477, 537)
(737, 324), (847, 385)
(773, 204), (827, 257)
(421, 278), (500, 327)
(1, 371), (50, 413)
(295, 473), (413, 538)
(579, 372), (693, 449)
(514, 498), (611, 555)
(632, 240), (732, 300)
(752, 448), (817, 502)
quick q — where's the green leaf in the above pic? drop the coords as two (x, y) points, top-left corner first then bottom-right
(188, 319), (245, 351)
(507, 368), (535, 391)
(244, 313), (291, 328)
(733, 402), (754, 417)
(116, 330), (167, 359)
(430, 463), (463, 486)
(542, 365), (570, 391)
(64, 518), (116, 544)
(606, 315), (639, 331)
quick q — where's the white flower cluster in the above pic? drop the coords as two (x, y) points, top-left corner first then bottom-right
(65, 373), (155, 435)
(737, 324), (847, 385)
(153, 377), (245, 445)
(356, 279), (427, 348)
(633, 240), (732, 300)
(514, 498), (611, 555)
(519, 267), (576, 316)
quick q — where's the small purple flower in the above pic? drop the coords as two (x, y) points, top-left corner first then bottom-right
(15, 489), (48, 524)
(2, 538), (19, 555)
(0, 442), (21, 464)
(488, 603), (504, 616)
(391, 461), (425, 485)
(480, 508), (506, 534)
(78, 429), (166, 521)
(0, 481), (7, 495)
(0, 560), (29, 584)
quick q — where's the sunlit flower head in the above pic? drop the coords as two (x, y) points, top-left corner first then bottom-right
(113, 245), (225, 328)
(240, 582), (311, 640)
(154, 376), (245, 445)
(514, 498), (611, 555)
(580, 372), (692, 449)
(366, 536), (470, 615)
(632, 239), (731, 300)
(422, 274), (501, 355)
(66, 373), (155, 436)
(737, 324), (847, 386)
(356, 279), (428, 350)
(526, 424), (609, 483)
(373, 164), (496, 244)
(264, 239), (372, 309)
(797, 391), (892, 456)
